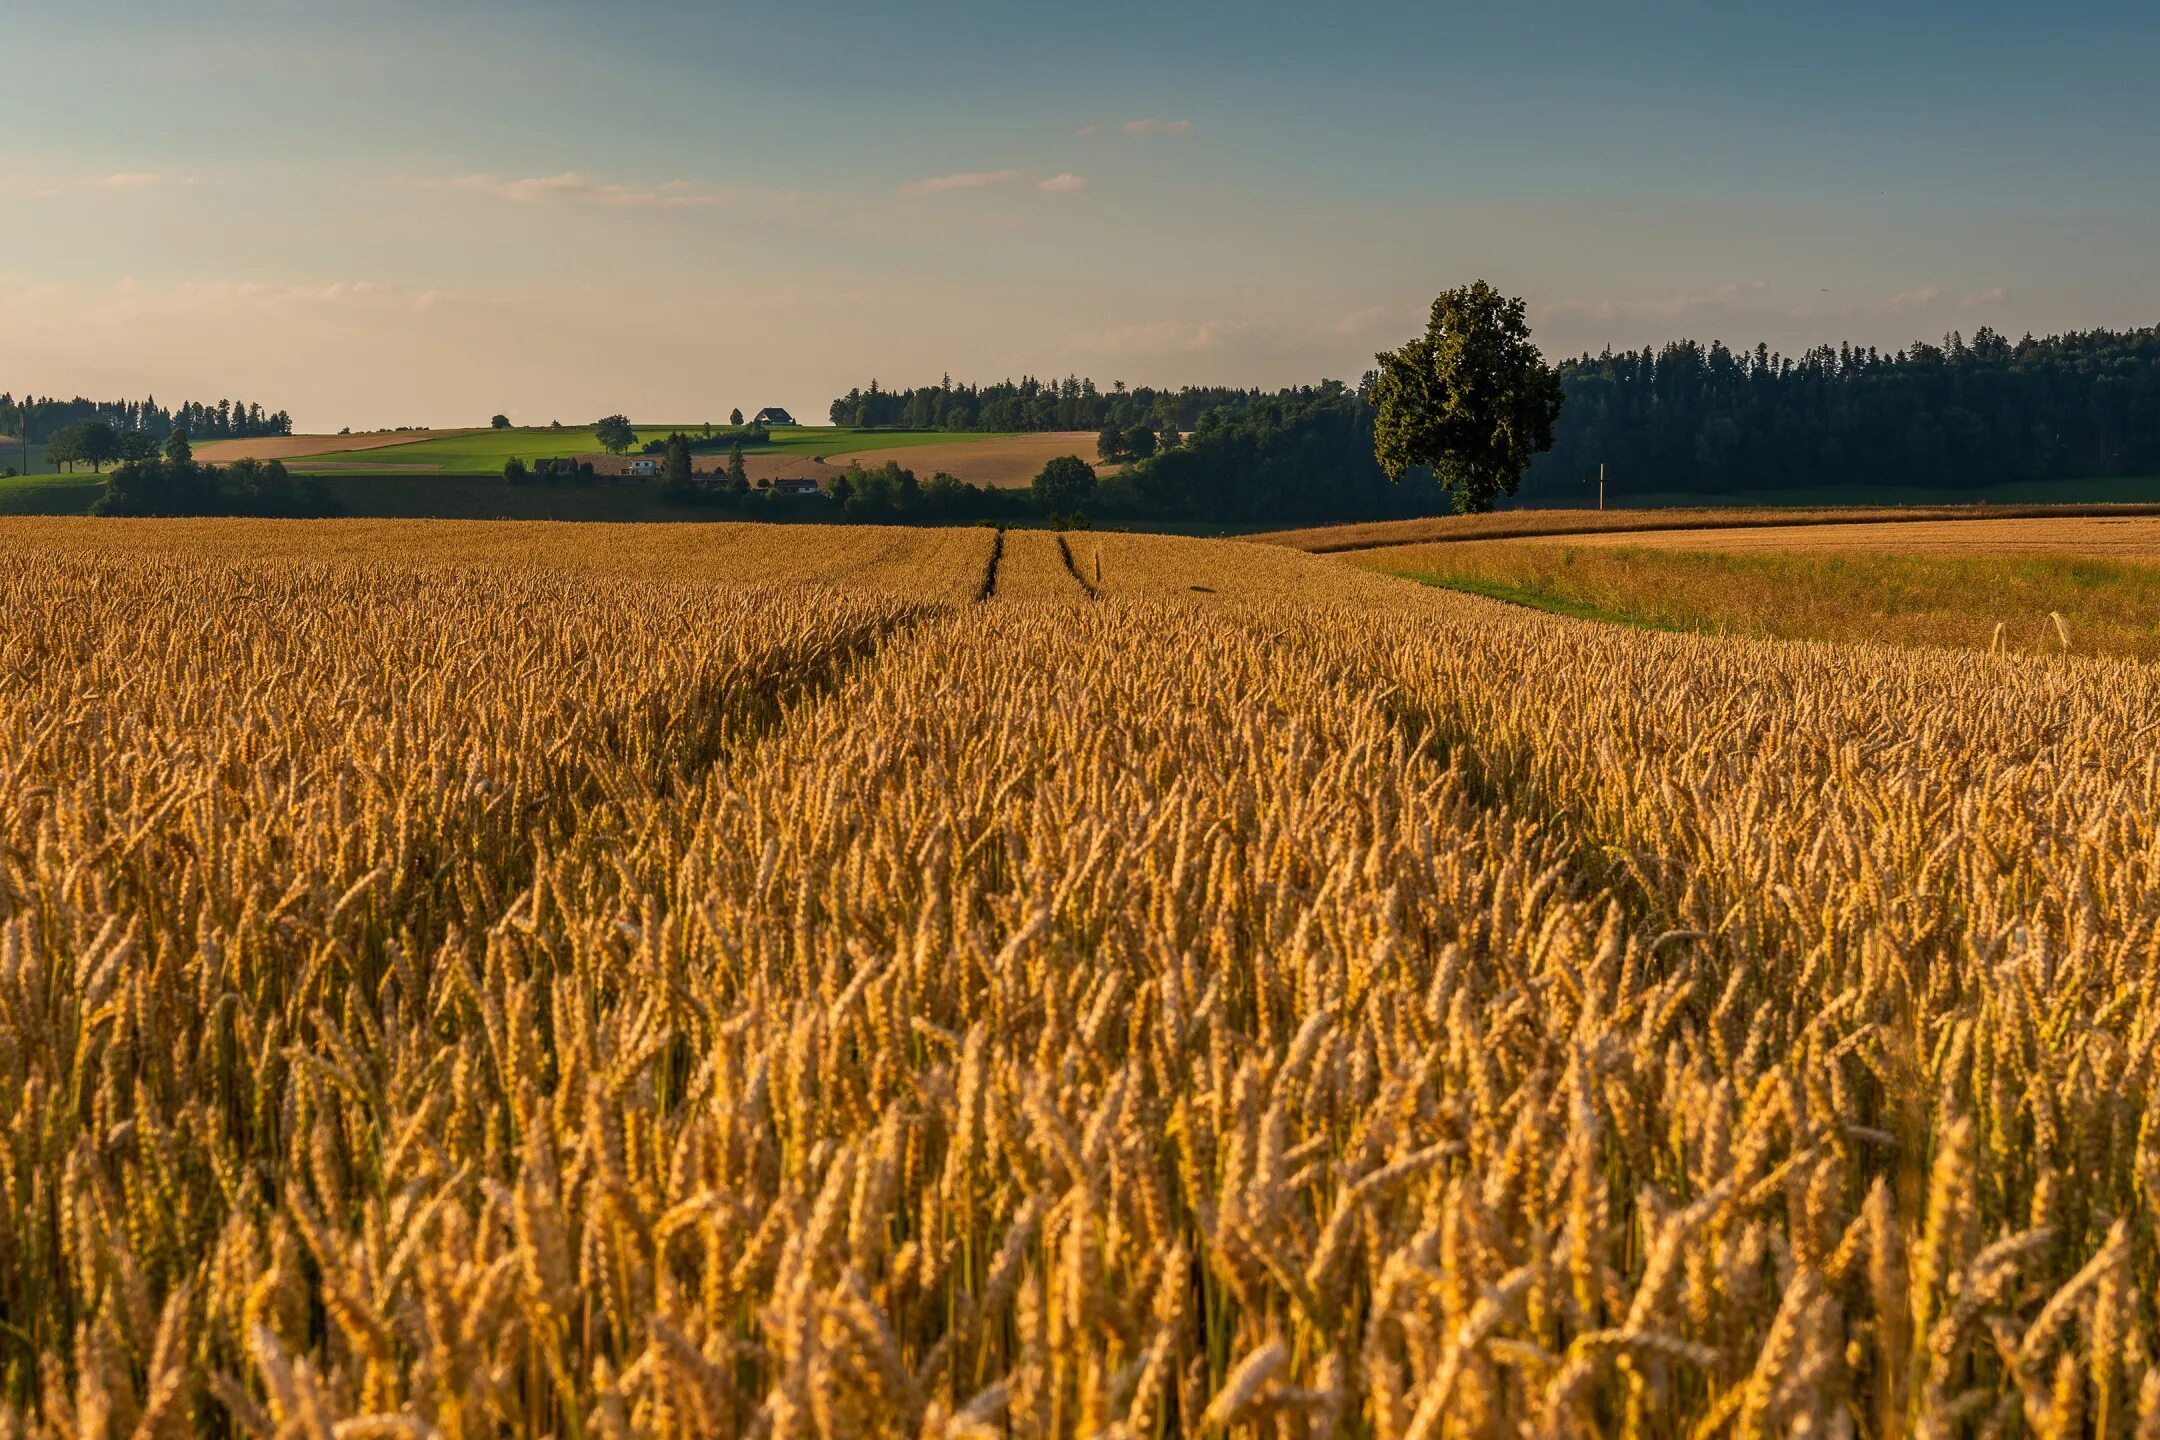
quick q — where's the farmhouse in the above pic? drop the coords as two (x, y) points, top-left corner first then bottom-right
(753, 407), (797, 427)
(771, 477), (822, 496)
(625, 457), (660, 478)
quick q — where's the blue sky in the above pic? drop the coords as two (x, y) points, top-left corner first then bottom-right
(5, 0), (2156, 430)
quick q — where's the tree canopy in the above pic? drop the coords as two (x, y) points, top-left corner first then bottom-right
(1031, 455), (1096, 512)
(0, 392), (290, 446)
(594, 415), (636, 455)
(660, 433), (693, 487)
(1372, 281), (1566, 513)
(1523, 325), (2160, 501)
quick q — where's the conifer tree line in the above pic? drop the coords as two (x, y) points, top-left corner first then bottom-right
(1526, 325), (2160, 497)
(833, 325), (2160, 498)
(0, 393), (293, 444)
(829, 376), (1290, 434)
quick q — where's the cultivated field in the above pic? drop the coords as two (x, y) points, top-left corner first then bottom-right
(1360, 516), (2160, 658)
(837, 432), (1105, 488)
(1260, 503), (2160, 553)
(1548, 514), (2160, 558)
(3, 516), (2158, 1438)
(191, 430), (487, 464)
(198, 427), (1042, 481)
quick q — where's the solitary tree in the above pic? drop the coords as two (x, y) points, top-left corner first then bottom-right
(1032, 454), (1096, 512)
(164, 427), (193, 465)
(1096, 424), (1126, 463)
(594, 415), (637, 455)
(491, 414), (511, 429)
(1371, 280), (1565, 513)
(503, 457), (528, 483)
(729, 408), (745, 428)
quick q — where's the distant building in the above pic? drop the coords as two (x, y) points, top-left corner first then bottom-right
(771, 477), (822, 496)
(753, 408), (797, 427)
(626, 457), (660, 478)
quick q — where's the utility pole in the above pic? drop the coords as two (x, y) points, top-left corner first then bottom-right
(1585, 462), (1606, 511)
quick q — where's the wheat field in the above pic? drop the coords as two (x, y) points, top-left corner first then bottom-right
(2, 516), (2156, 1439)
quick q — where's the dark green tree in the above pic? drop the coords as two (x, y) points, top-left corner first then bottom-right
(118, 431), (158, 462)
(77, 423), (120, 472)
(1032, 455), (1096, 512)
(661, 432), (693, 487)
(47, 422), (121, 472)
(503, 457), (528, 483)
(594, 415), (637, 455)
(1122, 423), (1158, 461)
(163, 427), (193, 465)
(491, 414), (511, 429)
(1371, 280), (1565, 512)
(729, 408), (745, 428)
(46, 426), (82, 471)
(1097, 424), (1126, 463)
(726, 441), (748, 491)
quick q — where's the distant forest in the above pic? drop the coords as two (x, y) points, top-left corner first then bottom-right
(830, 378), (1287, 436)
(833, 325), (2160, 509)
(1525, 326), (2160, 499)
(0, 393), (294, 443)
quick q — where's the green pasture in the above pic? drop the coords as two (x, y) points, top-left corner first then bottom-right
(274, 426), (991, 475)
(0, 472), (104, 515)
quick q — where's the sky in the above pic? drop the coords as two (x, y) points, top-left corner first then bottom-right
(5, 0), (2157, 432)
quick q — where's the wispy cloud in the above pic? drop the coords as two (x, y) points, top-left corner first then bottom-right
(76, 278), (464, 323)
(1541, 280), (1767, 324)
(1036, 173), (1090, 194)
(23, 169), (167, 200)
(1122, 118), (1194, 137)
(902, 169), (1028, 197)
(1881, 285), (1943, 314)
(1082, 318), (1251, 355)
(435, 171), (728, 209)
(1959, 285), (2008, 309)
(1333, 304), (1403, 337)
(1076, 123), (1100, 137)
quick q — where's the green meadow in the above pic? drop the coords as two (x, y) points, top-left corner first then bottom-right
(275, 425), (986, 474)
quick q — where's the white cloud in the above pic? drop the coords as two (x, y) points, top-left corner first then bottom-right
(902, 169), (1027, 197)
(1076, 123), (1100, 137)
(22, 169), (165, 200)
(1036, 173), (1090, 194)
(1122, 119), (1194, 137)
(1541, 283), (1765, 324)
(436, 171), (725, 209)
(1333, 305), (1403, 337)
(1881, 285), (1943, 314)
(87, 278), (462, 321)
(1959, 285), (2008, 309)
(1083, 318), (1249, 355)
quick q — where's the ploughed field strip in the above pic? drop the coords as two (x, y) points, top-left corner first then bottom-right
(1536, 514), (2160, 558)
(2, 516), (2159, 1438)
